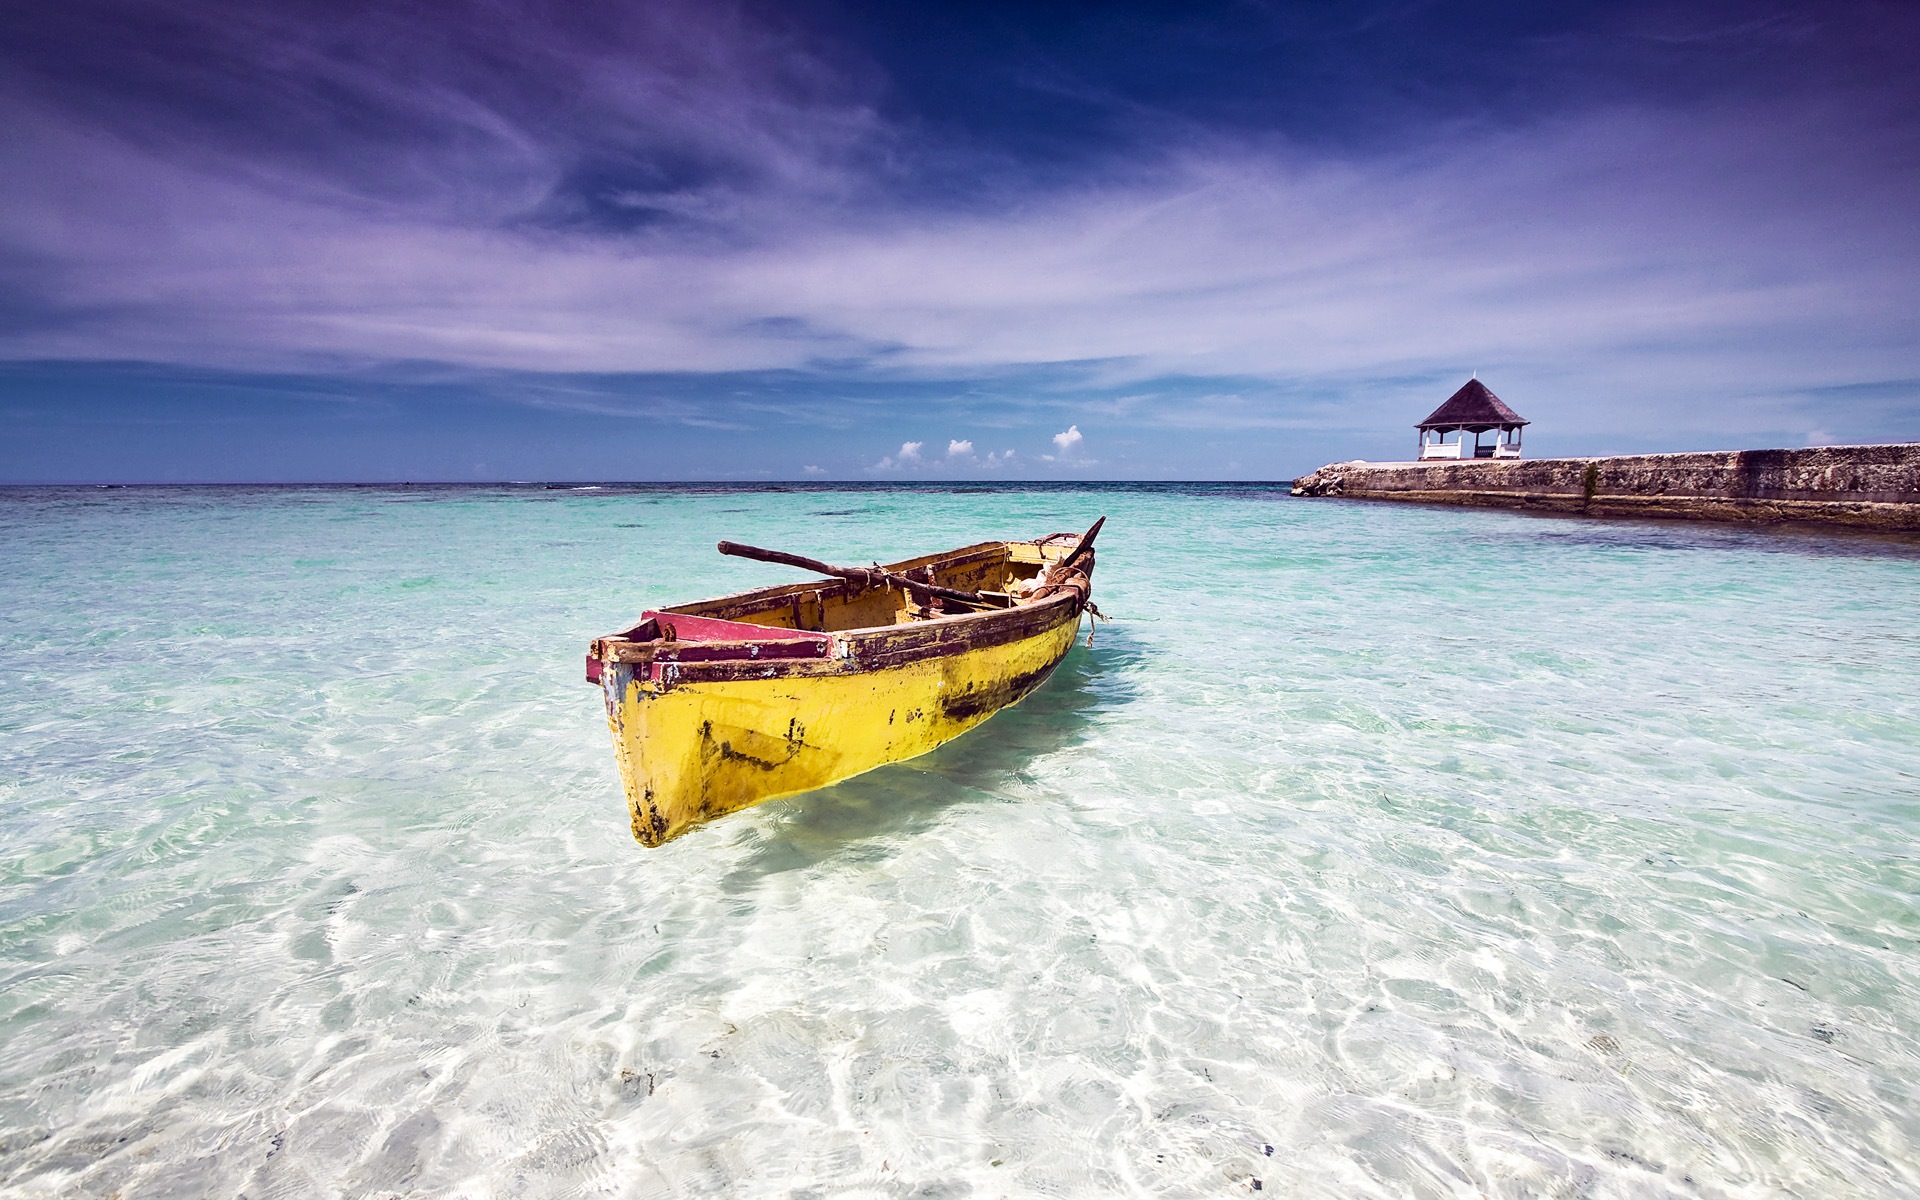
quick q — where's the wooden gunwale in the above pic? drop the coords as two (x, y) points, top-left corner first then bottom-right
(590, 538), (1087, 687)
(663, 593), (1082, 684)
(597, 592), (1083, 683)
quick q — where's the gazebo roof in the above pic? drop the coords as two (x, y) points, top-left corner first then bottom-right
(1417, 379), (1528, 430)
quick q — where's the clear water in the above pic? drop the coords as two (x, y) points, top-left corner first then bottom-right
(2, 484), (1918, 1198)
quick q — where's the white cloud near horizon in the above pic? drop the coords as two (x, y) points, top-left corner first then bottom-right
(1042, 423), (1097, 466)
(871, 439), (924, 470)
(866, 434), (1048, 474)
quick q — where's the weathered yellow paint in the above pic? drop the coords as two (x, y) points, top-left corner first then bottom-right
(589, 531), (1100, 846)
(603, 611), (1080, 846)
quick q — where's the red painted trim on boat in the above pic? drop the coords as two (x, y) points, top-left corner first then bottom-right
(642, 610), (830, 644)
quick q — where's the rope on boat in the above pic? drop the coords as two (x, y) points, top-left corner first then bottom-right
(1083, 601), (1109, 646)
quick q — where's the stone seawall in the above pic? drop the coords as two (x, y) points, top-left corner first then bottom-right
(1289, 443), (1920, 530)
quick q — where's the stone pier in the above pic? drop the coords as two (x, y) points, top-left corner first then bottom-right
(1289, 443), (1920, 530)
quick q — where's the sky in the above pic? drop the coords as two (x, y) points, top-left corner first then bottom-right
(2, 0), (1917, 482)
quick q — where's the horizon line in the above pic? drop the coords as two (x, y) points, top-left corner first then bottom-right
(0, 477), (1307, 488)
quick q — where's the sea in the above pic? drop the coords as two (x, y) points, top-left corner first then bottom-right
(2, 483), (1917, 1198)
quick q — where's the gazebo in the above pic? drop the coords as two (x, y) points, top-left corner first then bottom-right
(1416, 379), (1528, 460)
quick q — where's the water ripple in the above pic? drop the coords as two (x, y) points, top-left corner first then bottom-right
(1, 486), (1917, 1195)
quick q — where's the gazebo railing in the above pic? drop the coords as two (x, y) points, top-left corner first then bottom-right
(1418, 425), (1524, 461)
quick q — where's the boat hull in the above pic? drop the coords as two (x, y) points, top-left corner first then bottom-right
(599, 603), (1080, 845)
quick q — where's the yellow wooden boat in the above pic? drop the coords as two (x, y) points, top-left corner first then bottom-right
(586, 521), (1103, 846)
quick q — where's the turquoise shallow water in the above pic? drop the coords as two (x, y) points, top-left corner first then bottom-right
(2, 484), (1918, 1198)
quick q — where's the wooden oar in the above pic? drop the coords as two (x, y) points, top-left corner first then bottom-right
(716, 541), (1010, 608)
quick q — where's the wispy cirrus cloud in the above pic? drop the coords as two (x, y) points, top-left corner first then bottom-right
(1, 0), (1917, 482)
(8, 94), (1916, 400)
(2, 0), (882, 224)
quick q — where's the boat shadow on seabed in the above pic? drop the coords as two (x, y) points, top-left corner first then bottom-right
(717, 620), (1146, 883)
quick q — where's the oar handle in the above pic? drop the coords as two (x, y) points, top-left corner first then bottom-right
(717, 541), (857, 581)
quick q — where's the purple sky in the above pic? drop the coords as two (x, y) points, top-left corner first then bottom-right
(3, 0), (1917, 481)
